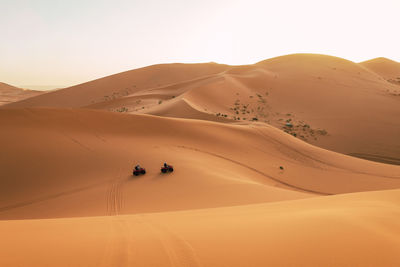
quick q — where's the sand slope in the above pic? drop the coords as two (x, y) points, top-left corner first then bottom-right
(1, 108), (399, 220)
(3, 63), (229, 108)
(1, 188), (399, 267)
(0, 82), (43, 106)
(6, 54), (399, 164)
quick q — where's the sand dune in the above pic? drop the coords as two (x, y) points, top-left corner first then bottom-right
(1, 108), (399, 220)
(3, 63), (229, 108)
(1, 54), (400, 266)
(92, 55), (400, 164)
(1, 188), (399, 267)
(0, 82), (43, 106)
(5, 54), (399, 164)
(360, 57), (400, 84)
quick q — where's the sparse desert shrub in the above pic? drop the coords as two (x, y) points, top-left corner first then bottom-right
(116, 107), (128, 112)
(158, 100), (162, 104)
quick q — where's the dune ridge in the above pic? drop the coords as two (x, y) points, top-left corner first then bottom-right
(2, 63), (229, 108)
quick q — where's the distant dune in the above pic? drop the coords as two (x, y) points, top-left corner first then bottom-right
(0, 82), (43, 106)
(360, 57), (400, 84)
(3, 63), (229, 108)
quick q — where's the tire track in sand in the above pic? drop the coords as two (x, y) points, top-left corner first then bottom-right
(252, 126), (400, 179)
(106, 176), (124, 216)
(104, 172), (201, 267)
(176, 145), (329, 195)
(139, 215), (202, 267)
(102, 168), (136, 267)
(0, 178), (117, 215)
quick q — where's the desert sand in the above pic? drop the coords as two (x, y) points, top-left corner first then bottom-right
(1, 189), (399, 267)
(1, 54), (399, 266)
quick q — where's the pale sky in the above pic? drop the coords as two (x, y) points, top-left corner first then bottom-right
(1, 0), (399, 89)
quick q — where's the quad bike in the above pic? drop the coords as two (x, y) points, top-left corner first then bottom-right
(161, 164), (174, 173)
(133, 166), (146, 176)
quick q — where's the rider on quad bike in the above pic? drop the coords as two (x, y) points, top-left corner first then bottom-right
(161, 162), (174, 173)
(133, 164), (146, 176)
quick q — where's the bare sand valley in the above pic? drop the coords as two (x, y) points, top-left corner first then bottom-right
(1, 54), (399, 266)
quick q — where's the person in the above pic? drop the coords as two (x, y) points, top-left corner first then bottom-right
(135, 164), (140, 170)
(164, 162), (168, 168)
